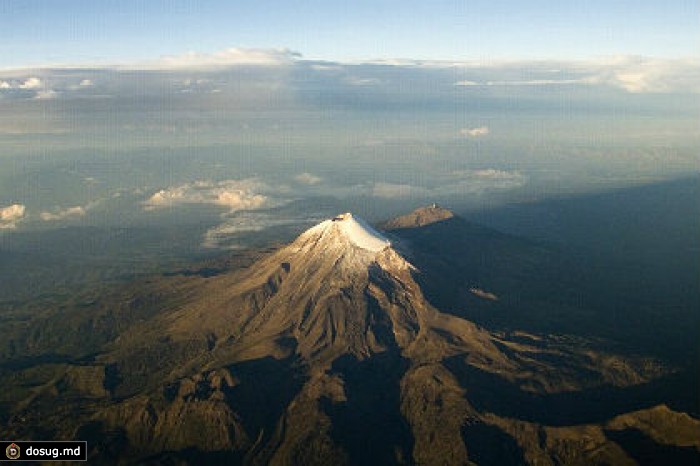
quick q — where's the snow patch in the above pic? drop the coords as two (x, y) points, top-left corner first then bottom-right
(334, 213), (391, 251)
(298, 213), (391, 253)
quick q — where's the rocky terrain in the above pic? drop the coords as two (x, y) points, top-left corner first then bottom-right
(1, 206), (697, 465)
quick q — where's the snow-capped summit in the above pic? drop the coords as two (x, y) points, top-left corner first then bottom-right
(298, 212), (392, 254)
(332, 212), (391, 251)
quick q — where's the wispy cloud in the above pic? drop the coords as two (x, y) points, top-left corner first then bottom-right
(201, 212), (316, 249)
(39, 205), (87, 221)
(344, 77), (381, 86)
(294, 172), (323, 185)
(483, 79), (587, 86)
(372, 183), (429, 199)
(460, 126), (490, 137)
(454, 80), (479, 86)
(451, 168), (524, 181)
(447, 56), (700, 93)
(38, 198), (107, 221)
(34, 89), (58, 100)
(310, 63), (344, 72)
(0, 204), (26, 229)
(371, 169), (525, 199)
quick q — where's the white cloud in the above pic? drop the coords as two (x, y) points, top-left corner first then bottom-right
(0, 204), (26, 229)
(360, 58), (449, 67)
(484, 79), (585, 86)
(457, 169), (524, 180)
(310, 64), (343, 72)
(344, 77), (381, 86)
(67, 78), (94, 91)
(294, 172), (322, 185)
(214, 190), (267, 210)
(3, 53), (697, 95)
(142, 178), (299, 248)
(39, 199), (104, 221)
(612, 73), (647, 93)
(143, 178), (272, 212)
(370, 55), (700, 94)
(39, 205), (87, 221)
(569, 56), (696, 93)
(0, 76), (62, 99)
(18, 77), (42, 89)
(140, 47), (301, 70)
(454, 80), (479, 86)
(460, 126), (490, 138)
(34, 89), (58, 100)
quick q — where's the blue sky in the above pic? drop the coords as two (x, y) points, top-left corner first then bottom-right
(1, 0), (698, 67)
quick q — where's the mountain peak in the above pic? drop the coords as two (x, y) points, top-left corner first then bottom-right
(302, 212), (391, 252)
(383, 204), (455, 229)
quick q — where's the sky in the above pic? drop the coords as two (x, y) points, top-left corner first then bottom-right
(1, 0), (698, 68)
(0, 1), (698, 254)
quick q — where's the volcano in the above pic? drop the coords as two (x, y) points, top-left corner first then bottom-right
(2, 207), (698, 465)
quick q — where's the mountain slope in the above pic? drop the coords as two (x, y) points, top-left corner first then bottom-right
(1, 208), (697, 465)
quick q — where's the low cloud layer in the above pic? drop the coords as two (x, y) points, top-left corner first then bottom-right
(1, 49), (698, 109)
(1, 50), (697, 144)
(0, 204), (26, 229)
(451, 56), (700, 93)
